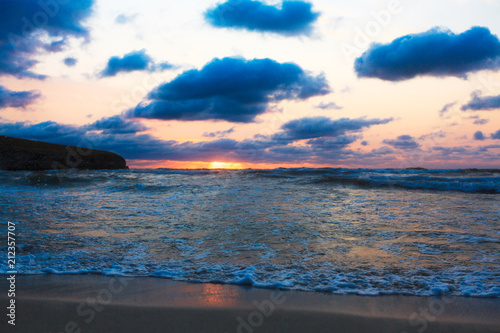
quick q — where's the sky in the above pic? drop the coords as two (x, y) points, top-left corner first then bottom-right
(0, 0), (499, 169)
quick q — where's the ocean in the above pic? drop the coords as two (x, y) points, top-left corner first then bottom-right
(1, 168), (499, 297)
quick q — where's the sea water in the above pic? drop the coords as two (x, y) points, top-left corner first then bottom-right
(0, 168), (499, 297)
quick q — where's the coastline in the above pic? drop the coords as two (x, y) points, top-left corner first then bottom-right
(1, 274), (499, 333)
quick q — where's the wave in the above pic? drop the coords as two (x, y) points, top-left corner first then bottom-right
(312, 174), (499, 194)
(0, 168), (498, 194)
(7, 256), (500, 298)
(244, 168), (500, 194)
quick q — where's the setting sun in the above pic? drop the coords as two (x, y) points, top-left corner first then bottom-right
(209, 162), (244, 169)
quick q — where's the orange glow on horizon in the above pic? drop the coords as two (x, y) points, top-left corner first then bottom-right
(126, 160), (357, 170)
(208, 161), (244, 169)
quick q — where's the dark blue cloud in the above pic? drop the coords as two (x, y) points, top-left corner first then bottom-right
(0, 0), (94, 79)
(0, 0), (94, 41)
(355, 27), (500, 81)
(204, 0), (319, 36)
(0, 121), (85, 143)
(473, 131), (485, 141)
(101, 50), (151, 77)
(461, 93), (500, 111)
(100, 50), (173, 77)
(306, 135), (359, 150)
(64, 57), (77, 67)
(128, 57), (330, 123)
(85, 115), (148, 134)
(273, 116), (392, 142)
(0, 85), (41, 109)
(383, 135), (420, 150)
(491, 130), (500, 139)
(130, 99), (268, 123)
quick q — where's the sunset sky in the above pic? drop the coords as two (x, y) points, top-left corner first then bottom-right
(1, 0), (500, 169)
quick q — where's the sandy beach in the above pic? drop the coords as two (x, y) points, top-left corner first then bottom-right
(1, 274), (499, 333)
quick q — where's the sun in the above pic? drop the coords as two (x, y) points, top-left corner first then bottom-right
(209, 162), (243, 169)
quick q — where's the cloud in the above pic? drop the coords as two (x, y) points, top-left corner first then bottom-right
(273, 116), (392, 142)
(430, 146), (467, 156)
(115, 13), (137, 24)
(0, 119), (244, 161)
(383, 135), (420, 150)
(438, 102), (457, 117)
(461, 92), (500, 111)
(100, 49), (174, 77)
(418, 130), (446, 141)
(0, 86), (41, 109)
(204, 0), (319, 36)
(15, 118), (498, 167)
(85, 115), (148, 134)
(371, 146), (394, 155)
(474, 118), (489, 125)
(0, 121), (85, 142)
(315, 102), (343, 110)
(0, 113), (394, 165)
(43, 39), (66, 52)
(306, 135), (359, 150)
(491, 130), (500, 139)
(473, 131), (486, 141)
(63, 57), (77, 67)
(128, 57), (330, 123)
(203, 127), (235, 138)
(355, 27), (500, 81)
(0, 0), (94, 79)
(0, 120), (166, 159)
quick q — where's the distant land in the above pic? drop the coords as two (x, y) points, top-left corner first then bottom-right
(0, 135), (127, 171)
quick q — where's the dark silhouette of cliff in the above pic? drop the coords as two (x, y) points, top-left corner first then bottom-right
(0, 136), (127, 171)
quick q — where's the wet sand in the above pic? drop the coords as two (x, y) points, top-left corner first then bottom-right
(1, 274), (499, 332)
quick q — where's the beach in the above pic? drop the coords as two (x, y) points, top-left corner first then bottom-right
(1, 274), (499, 332)
(1, 169), (499, 332)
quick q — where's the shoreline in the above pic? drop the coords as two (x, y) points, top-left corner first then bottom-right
(1, 274), (499, 332)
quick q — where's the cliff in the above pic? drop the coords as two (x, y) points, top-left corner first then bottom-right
(0, 136), (128, 171)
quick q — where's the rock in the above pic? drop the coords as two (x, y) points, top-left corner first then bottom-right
(0, 136), (128, 171)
